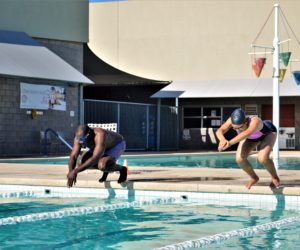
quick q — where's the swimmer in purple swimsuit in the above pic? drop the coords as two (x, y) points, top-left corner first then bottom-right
(216, 109), (280, 190)
(67, 124), (127, 187)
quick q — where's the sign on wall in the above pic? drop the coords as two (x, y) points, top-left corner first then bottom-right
(20, 83), (66, 111)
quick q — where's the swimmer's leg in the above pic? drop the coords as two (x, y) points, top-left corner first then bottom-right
(98, 156), (112, 182)
(258, 132), (280, 189)
(236, 139), (260, 189)
(117, 165), (127, 183)
(98, 156), (127, 183)
(99, 172), (109, 183)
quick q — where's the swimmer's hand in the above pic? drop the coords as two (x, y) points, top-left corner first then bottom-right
(67, 169), (77, 188)
(218, 140), (230, 151)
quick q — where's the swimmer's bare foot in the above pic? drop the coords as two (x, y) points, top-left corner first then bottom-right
(269, 177), (280, 189)
(245, 177), (259, 190)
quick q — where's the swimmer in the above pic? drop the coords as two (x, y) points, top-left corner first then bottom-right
(67, 124), (128, 187)
(216, 108), (280, 190)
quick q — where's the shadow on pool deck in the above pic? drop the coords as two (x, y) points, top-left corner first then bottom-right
(130, 176), (235, 182)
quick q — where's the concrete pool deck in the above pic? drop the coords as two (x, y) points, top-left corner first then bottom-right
(0, 151), (300, 195)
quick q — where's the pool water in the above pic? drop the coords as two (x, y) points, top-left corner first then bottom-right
(0, 154), (300, 170)
(1, 190), (300, 250)
(209, 223), (300, 250)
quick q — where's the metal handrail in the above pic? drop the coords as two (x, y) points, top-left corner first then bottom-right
(43, 128), (72, 155)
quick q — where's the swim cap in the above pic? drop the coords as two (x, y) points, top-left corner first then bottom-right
(231, 109), (246, 125)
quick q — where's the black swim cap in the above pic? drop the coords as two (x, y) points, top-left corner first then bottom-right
(231, 109), (246, 125)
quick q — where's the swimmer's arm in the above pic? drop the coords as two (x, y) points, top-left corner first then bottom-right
(216, 118), (232, 150)
(228, 117), (261, 146)
(68, 139), (81, 172)
(74, 131), (105, 174)
(216, 118), (232, 140)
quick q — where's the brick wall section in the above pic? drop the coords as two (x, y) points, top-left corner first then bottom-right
(0, 77), (79, 156)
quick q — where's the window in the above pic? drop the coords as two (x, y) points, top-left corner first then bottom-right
(245, 104), (258, 115)
(183, 106), (239, 129)
(183, 107), (201, 128)
(203, 107), (221, 128)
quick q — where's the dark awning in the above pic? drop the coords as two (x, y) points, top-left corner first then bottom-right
(84, 44), (169, 86)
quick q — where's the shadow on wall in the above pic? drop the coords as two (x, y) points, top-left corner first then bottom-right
(181, 128), (237, 150)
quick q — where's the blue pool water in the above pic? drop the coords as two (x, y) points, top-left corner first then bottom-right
(1, 188), (300, 249)
(0, 153), (300, 170)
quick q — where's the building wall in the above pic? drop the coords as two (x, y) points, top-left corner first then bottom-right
(0, 1), (88, 156)
(89, 0), (300, 81)
(0, 77), (79, 156)
(0, 38), (85, 156)
(0, 0), (88, 43)
(37, 38), (84, 73)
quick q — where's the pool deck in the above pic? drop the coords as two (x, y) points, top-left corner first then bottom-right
(0, 151), (300, 195)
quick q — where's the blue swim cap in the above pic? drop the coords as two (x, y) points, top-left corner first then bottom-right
(231, 109), (246, 125)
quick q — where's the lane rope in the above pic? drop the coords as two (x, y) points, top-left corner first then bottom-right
(0, 191), (35, 198)
(0, 197), (176, 226)
(153, 216), (300, 249)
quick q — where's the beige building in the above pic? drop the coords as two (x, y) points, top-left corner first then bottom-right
(89, 0), (300, 81)
(1, 0), (300, 155)
(88, 0), (300, 150)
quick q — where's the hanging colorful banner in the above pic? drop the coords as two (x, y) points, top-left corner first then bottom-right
(279, 69), (287, 82)
(252, 58), (266, 77)
(20, 83), (66, 111)
(279, 52), (291, 67)
(292, 71), (300, 85)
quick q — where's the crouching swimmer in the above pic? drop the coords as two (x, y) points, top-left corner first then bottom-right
(67, 124), (127, 187)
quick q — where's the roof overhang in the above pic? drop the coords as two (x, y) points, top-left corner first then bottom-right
(152, 78), (300, 98)
(0, 30), (93, 85)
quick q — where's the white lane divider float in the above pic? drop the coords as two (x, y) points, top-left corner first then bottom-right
(0, 197), (176, 226)
(153, 216), (300, 249)
(0, 191), (35, 198)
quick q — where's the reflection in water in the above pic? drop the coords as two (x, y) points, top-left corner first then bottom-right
(236, 194), (286, 250)
(264, 195), (285, 249)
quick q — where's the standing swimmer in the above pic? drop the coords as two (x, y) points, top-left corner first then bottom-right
(216, 108), (280, 189)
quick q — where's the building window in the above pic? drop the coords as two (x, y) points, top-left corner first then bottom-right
(183, 106), (239, 128)
(202, 107), (221, 128)
(183, 107), (202, 128)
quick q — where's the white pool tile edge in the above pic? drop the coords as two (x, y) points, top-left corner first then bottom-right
(0, 184), (299, 211)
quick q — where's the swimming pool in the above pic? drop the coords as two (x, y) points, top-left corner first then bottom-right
(1, 185), (300, 249)
(0, 153), (300, 170)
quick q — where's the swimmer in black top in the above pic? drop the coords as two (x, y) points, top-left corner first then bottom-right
(67, 124), (127, 187)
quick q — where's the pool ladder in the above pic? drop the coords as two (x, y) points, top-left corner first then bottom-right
(43, 128), (72, 155)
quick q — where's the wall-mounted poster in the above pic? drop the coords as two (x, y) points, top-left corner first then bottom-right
(20, 83), (66, 111)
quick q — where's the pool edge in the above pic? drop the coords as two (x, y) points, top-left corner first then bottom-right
(0, 177), (299, 196)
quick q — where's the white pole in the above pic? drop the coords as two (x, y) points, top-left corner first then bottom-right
(273, 3), (280, 166)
